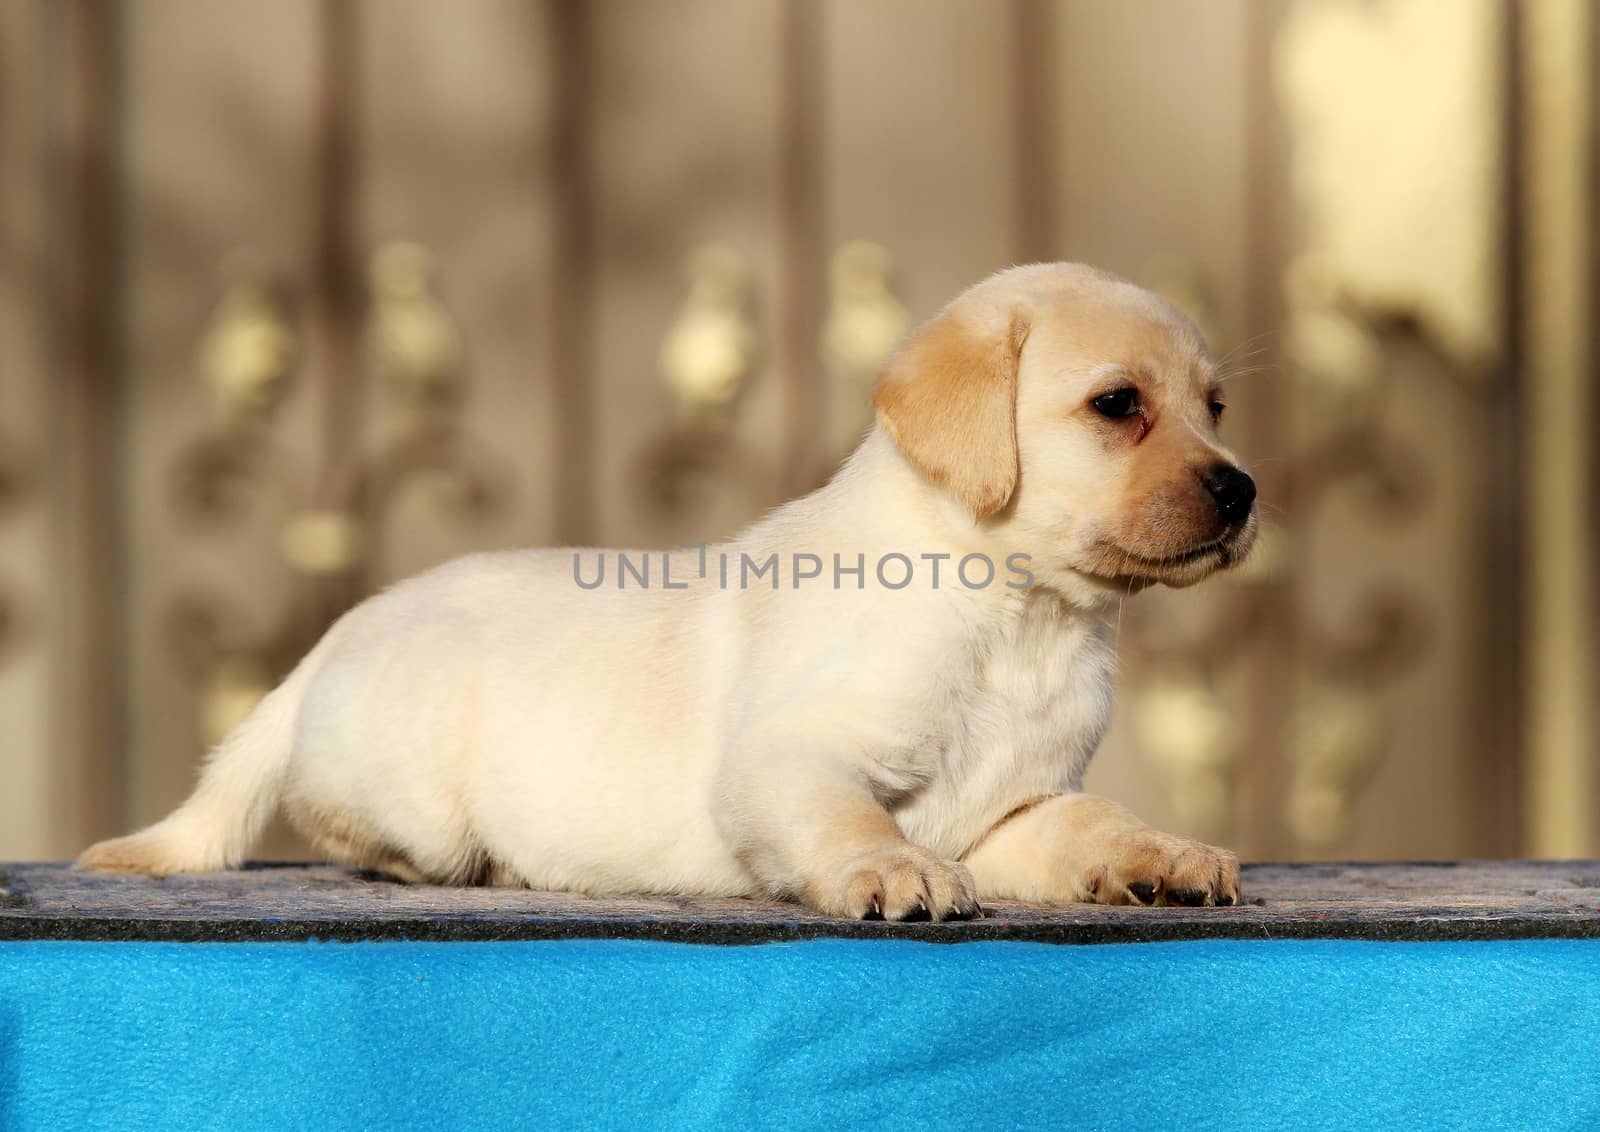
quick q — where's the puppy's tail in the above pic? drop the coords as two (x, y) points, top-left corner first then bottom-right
(78, 644), (323, 876)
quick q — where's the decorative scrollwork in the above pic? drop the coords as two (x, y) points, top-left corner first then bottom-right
(1132, 672), (1239, 839)
(1281, 425), (1434, 849)
(169, 430), (297, 530)
(170, 246), (508, 744)
(640, 245), (768, 517)
(368, 242), (463, 406)
(637, 413), (775, 517)
(165, 584), (328, 746)
(356, 419), (508, 543)
(1286, 424), (1433, 681)
(1261, 0), (1500, 850)
(1275, 0), (1503, 381)
(659, 244), (757, 413)
(198, 254), (298, 423)
(821, 241), (908, 387)
(1285, 683), (1383, 847)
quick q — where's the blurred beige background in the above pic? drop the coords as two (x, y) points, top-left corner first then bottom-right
(1, 0), (1595, 863)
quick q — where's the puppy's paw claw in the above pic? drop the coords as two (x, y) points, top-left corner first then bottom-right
(1126, 880), (1159, 905)
(820, 847), (980, 923)
(1081, 833), (1241, 909)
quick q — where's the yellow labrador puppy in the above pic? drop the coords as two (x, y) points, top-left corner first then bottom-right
(82, 263), (1256, 921)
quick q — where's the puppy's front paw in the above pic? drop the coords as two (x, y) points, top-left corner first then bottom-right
(1083, 829), (1240, 907)
(817, 846), (981, 922)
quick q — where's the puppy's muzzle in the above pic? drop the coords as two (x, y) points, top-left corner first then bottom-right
(1203, 464), (1256, 524)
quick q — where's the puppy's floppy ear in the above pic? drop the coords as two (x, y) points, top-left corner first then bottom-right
(872, 305), (1031, 521)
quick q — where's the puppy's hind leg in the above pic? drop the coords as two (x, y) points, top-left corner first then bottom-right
(293, 809), (434, 885)
(287, 791), (521, 888)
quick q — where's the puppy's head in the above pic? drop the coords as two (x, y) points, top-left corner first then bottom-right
(873, 263), (1257, 596)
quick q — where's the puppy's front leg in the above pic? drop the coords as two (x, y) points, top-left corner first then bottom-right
(716, 742), (980, 922)
(964, 793), (1241, 907)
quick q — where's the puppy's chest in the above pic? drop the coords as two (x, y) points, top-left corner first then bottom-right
(952, 610), (1116, 780)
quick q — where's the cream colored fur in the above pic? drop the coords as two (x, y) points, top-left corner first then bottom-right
(81, 263), (1255, 920)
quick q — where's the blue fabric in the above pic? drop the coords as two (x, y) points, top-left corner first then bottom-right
(1, 937), (1597, 1131)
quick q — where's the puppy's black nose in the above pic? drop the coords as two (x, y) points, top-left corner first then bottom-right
(1204, 465), (1256, 523)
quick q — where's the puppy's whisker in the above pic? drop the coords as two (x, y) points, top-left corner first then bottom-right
(1116, 556), (1137, 641)
(1215, 355), (1273, 379)
(1212, 331), (1275, 369)
(1216, 366), (1281, 384)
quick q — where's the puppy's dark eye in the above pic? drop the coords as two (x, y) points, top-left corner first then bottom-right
(1208, 400), (1226, 423)
(1091, 388), (1139, 419)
